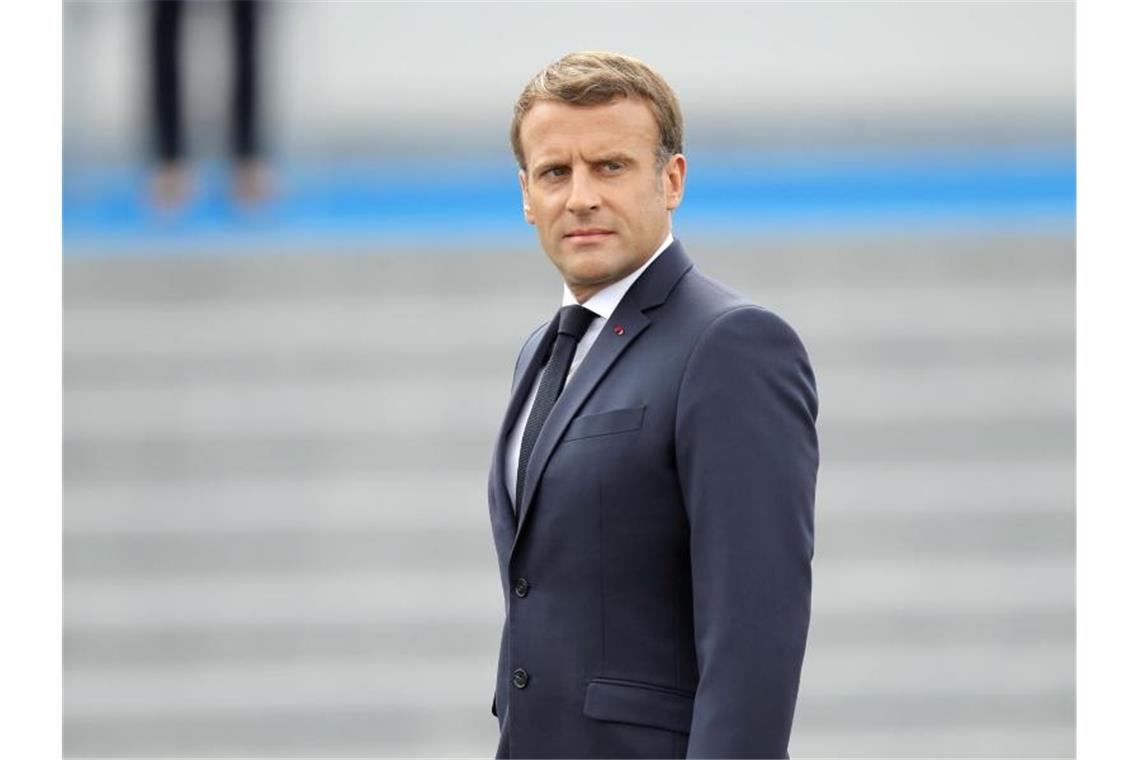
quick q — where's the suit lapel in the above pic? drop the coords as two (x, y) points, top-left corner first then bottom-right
(511, 239), (695, 555)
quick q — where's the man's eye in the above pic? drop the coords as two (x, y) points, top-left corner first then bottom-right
(603, 161), (624, 172)
(544, 167), (567, 178)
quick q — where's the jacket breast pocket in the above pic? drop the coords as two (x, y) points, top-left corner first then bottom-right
(582, 677), (695, 734)
(562, 406), (646, 442)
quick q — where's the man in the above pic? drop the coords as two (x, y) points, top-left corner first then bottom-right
(487, 51), (819, 759)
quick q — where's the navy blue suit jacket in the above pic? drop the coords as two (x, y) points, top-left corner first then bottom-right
(487, 239), (819, 758)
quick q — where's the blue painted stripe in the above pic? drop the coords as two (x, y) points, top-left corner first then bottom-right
(63, 146), (1074, 255)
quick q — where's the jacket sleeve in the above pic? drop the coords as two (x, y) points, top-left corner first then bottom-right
(675, 305), (819, 759)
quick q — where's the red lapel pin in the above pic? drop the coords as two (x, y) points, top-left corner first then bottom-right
(613, 325), (625, 336)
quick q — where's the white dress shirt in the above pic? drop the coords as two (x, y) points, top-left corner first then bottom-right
(505, 232), (674, 507)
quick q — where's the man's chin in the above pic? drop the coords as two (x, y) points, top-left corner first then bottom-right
(565, 270), (611, 289)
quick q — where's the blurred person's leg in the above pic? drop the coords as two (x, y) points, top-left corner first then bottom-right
(149, 0), (190, 210)
(230, 0), (270, 206)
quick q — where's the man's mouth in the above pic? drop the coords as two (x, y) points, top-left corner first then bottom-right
(565, 229), (614, 241)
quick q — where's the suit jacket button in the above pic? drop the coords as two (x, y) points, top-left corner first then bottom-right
(512, 668), (529, 689)
(513, 577), (530, 597)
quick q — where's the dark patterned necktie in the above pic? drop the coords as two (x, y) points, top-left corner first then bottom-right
(515, 304), (597, 512)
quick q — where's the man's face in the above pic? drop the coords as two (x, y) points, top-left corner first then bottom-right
(517, 97), (686, 303)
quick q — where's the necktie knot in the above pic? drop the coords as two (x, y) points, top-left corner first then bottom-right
(557, 304), (596, 341)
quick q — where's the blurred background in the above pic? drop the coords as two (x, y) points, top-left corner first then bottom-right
(63, 1), (1074, 757)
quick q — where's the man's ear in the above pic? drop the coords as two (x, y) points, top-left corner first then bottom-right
(519, 169), (535, 225)
(663, 153), (687, 211)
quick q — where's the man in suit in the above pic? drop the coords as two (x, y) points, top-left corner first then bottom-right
(487, 51), (819, 759)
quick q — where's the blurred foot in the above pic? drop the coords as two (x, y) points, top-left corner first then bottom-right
(232, 159), (272, 208)
(149, 162), (191, 212)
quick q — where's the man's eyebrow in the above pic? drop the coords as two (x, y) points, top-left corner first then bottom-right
(590, 152), (637, 165)
(531, 159), (566, 176)
(530, 152), (637, 176)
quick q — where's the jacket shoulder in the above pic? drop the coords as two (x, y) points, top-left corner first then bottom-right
(673, 268), (808, 352)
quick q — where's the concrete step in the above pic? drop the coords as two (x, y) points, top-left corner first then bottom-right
(64, 332), (1075, 387)
(63, 284), (1073, 359)
(65, 641), (1069, 720)
(63, 363), (1073, 441)
(64, 608), (1073, 667)
(64, 706), (1072, 758)
(63, 511), (1072, 579)
(64, 557), (1072, 632)
(65, 569), (504, 631)
(790, 722), (1072, 758)
(63, 460), (1072, 534)
(64, 418), (1074, 483)
(64, 709), (496, 759)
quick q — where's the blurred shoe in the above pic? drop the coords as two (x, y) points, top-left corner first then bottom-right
(232, 159), (273, 209)
(149, 162), (192, 213)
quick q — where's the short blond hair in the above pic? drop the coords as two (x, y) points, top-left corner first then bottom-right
(510, 51), (684, 171)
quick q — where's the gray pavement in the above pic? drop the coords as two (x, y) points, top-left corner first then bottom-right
(63, 233), (1075, 757)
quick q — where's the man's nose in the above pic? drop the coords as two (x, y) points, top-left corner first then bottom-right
(566, 171), (601, 214)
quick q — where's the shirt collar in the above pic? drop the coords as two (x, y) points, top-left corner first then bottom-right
(560, 232), (674, 319)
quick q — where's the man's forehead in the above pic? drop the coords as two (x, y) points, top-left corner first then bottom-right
(521, 98), (658, 155)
